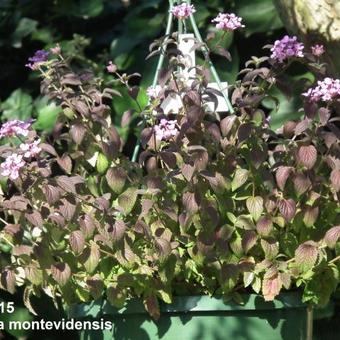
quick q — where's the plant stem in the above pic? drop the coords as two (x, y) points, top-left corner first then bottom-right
(131, 1), (174, 163)
(186, 0), (234, 114)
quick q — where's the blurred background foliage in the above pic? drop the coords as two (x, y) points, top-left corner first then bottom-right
(0, 0), (312, 134)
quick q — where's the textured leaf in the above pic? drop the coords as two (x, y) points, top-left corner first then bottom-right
(246, 196), (263, 221)
(96, 153), (109, 174)
(70, 123), (87, 144)
(118, 187), (138, 214)
(110, 220), (126, 241)
(303, 206), (319, 227)
(81, 243), (100, 273)
(144, 294), (160, 320)
(51, 263), (71, 286)
(241, 230), (257, 253)
(262, 273), (282, 301)
(23, 286), (37, 316)
(261, 239), (279, 259)
(293, 173), (311, 195)
(295, 241), (318, 272)
(107, 285), (126, 308)
(69, 231), (85, 254)
(330, 169), (340, 192)
(25, 264), (43, 285)
(106, 167), (126, 194)
(231, 169), (249, 191)
(278, 199), (296, 222)
(79, 214), (97, 239)
(275, 166), (292, 191)
(43, 184), (61, 204)
(243, 272), (255, 287)
(0, 268), (16, 294)
(182, 192), (199, 215)
(324, 226), (340, 249)
(256, 217), (273, 236)
(181, 163), (195, 182)
(86, 275), (104, 300)
(297, 145), (317, 169)
(57, 154), (72, 174)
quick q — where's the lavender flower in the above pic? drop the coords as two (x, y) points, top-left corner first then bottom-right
(303, 77), (340, 103)
(270, 35), (304, 62)
(25, 50), (49, 70)
(170, 3), (196, 19)
(0, 120), (32, 139)
(106, 61), (117, 73)
(0, 154), (25, 180)
(20, 139), (41, 158)
(147, 85), (163, 99)
(311, 44), (325, 57)
(212, 13), (245, 31)
(154, 119), (178, 141)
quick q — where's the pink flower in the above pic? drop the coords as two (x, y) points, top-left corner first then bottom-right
(311, 44), (325, 57)
(170, 3), (196, 19)
(154, 119), (178, 141)
(0, 120), (32, 138)
(20, 139), (41, 158)
(147, 85), (162, 99)
(302, 77), (340, 102)
(50, 44), (61, 55)
(106, 61), (117, 73)
(1, 154), (25, 180)
(270, 35), (304, 62)
(212, 13), (245, 31)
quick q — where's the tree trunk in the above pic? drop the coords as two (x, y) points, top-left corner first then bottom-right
(273, 0), (340, 77)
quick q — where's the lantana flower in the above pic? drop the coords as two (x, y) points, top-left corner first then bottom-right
(270, 35), (304, 62)
(25, 50), (49, 70)
(50, 44), (61, 55)
(212, 13), (245, 31)
(170, 3), (196, 19)
(303, 77), (340, 103)
(311, 44), (325, 57)
(0, 120), (32, 138)
(154, 119), (178, 141)
(0, 154), (25, 180)
(20, 139), (41, 158)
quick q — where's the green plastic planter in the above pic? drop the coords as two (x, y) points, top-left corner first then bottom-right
(69, 292), (308, 340)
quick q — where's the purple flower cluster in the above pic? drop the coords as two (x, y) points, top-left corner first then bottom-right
(270, 35), (304, 62)
(211, 13), (245, 31)
(0, 154), (25, 180)
(20, 139), (41, 158)
(25, 50), (49, 70)
(0, 120), (32, 138)
(154, 119), (178, 141)
(303, 77), (340, 102)
(147, 85), (162, 99)
(311, 44), (325, 57)
(170, 3), (196, 19)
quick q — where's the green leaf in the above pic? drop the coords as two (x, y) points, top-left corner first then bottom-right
(246, 196), (263, 221)
(231, 169), (249, 191)
(33, 96), (61, 132)
(118, 187), (138, 215)
(295, 241), (319, 272)
(77, 0), (104, 18)
(235, 0), (283, 37)
(1, 89), (33, 121)
(81, 242), (100, 273)
(11, 18), (38, 48)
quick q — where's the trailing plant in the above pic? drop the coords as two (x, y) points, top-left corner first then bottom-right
(0, 10), (339, 320)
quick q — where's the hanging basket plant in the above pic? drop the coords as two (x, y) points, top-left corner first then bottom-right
(0, 1), (339, 338)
